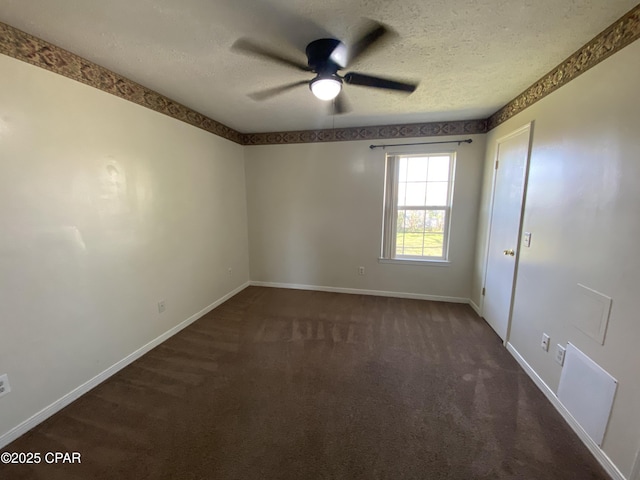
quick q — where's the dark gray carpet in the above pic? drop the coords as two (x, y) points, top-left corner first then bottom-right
(1, 287), (607, 479)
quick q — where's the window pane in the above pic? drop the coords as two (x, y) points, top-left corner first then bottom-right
(397, 229), (423, 255)
(427, 157), (450, 181)
(399, 234), (423, 256)
(405, 210), (426, 232)
(423, 233), (444, 257)
(398, 157), (408, 182)
(406, 157), (429, 181)
(426, 182), (448, 206)
(397, 182), (406, 206)
(396, 232), (405, 255)
(396, 210), (406, 255)
(397, 209), (407, 232)
(403, 182), (426, 206)
(397, 210), (424, 233)
(425, 210), (445, 232)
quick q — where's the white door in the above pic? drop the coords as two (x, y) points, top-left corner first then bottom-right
(482, 123), (532, 340)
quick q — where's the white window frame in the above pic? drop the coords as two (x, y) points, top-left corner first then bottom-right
(380, 151), (456, 264)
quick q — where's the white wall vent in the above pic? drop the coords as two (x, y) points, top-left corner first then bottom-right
(557, 343), (617, 446)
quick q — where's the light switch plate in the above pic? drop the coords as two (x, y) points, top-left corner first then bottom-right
(541, 333), (550, 351)
(523, 232), (532, 248)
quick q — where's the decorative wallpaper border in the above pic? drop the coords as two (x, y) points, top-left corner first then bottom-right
(488, 4), (640, 130)
(2, 3), (639, 145)
(241, 120), (488, 145)
(0, 21), (244, 144)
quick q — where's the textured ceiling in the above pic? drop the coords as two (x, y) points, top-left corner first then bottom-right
(0, 0), (637, 133)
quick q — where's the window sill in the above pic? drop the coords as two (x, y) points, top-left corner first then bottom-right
(378, 258), (451, 267)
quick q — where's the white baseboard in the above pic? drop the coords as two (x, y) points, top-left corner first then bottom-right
(506, 342), (626, 480)
(0, 281), (250, 450)
(250, 280), (469, 304)
(469, 298), (482, 316)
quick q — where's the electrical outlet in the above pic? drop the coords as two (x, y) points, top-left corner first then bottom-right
(358, 266), (365, 275)
(0, 374), (11, 398)
(555, 344), (566, 365)
(541, 333), (550, 351)
(158, 300), (166, 314)
(228, 267), (232, 276)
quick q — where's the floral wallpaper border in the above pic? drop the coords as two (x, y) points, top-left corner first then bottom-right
(241, 119), (488, 145)
(488, 4), (640, 130)
(2, 4), (639, 145)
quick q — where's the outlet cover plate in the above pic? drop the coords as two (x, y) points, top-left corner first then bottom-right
(556, 344), (566, 365)
(0, 374), (11, 398)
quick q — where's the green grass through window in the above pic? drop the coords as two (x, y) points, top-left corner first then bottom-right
(396, 232), (444, 257)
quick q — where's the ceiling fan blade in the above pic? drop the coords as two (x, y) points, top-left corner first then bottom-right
(347, 22), (390, 66)
(330, 92), (350, 115)
(248, 80), (309, 101)
(232, 38), (311, 72)
(343, 72), (417, 93)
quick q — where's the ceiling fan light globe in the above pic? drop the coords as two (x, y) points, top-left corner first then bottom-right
(310, 78), (342, 101)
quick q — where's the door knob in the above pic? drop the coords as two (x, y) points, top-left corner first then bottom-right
(503, 249), (515, 256)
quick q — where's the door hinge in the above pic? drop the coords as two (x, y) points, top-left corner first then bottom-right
(495, 160), (499, 170)
(482, 287), (486, 296)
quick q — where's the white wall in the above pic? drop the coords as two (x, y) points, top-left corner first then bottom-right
(245, 135), (485, 300)
(473, 40), (640, 477)
(0, 54), (250, 442)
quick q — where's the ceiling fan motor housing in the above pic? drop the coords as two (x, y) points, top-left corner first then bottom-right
(305, 38), (342, 75)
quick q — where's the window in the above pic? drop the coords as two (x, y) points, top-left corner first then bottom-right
(381, 152), (455, 262)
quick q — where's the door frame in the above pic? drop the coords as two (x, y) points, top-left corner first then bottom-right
(632, 447), (640, 480)
(480, 121), (534, 344)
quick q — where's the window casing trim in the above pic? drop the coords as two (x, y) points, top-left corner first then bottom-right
(378, 258), (451, 267)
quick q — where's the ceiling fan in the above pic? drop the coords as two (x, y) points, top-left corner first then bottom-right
(232, 21), (419, 114)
